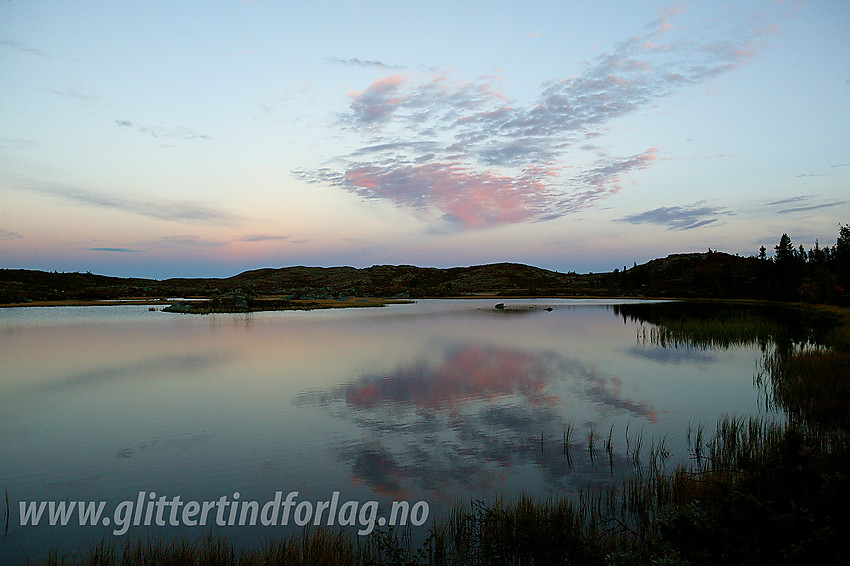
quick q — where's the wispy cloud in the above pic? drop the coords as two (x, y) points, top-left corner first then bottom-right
(560, 150), (659, 212)
(87, 236), (226, 253)
(326, 57), (403, 70)
(0, 138), (39, 151)
(765, 195), (813, 206)
(88, 247), (145, 253)
(140, 235), (226, 249)
(0, 39), (50, 57)
(775, 201), (849, 214)
(14, 182), (240, 225)
(48, 88), (99, 101)
(237, 234), (290, 242)
(296, 6), (772, 229)
(765, 194), (849, 214)
(615, 204), (733, 231)
(0, 228), (23, 240)
(114, 120), (210, 141)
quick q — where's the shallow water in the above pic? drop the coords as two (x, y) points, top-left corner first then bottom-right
(1, 299), (775, 561)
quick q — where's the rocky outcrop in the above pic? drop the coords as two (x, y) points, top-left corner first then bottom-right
(162, 301), (202, 314)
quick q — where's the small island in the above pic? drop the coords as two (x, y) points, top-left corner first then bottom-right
(161, 292), (414, 314)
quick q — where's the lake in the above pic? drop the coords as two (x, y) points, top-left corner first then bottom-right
(1, 299), (779, 562)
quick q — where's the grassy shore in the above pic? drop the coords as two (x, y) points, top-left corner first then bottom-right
(167, 297), (415, 314)
(0, 298), (174, 308)
(30, 302), (850, 565)
(0, 297), (414, 312)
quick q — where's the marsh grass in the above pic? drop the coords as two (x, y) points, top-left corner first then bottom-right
(38, 530), (364, 566)
(44, 409), (847, 566)
(630, 428), (644, 468)
(33, 420), (850, 566)
(639, 315), (780, 350)
(686, 422), (706, 466)
(620, 301), (802, 350)
(760, 348), (850, 430)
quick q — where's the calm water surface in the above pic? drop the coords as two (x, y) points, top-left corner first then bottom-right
(1, 299), (773, 561)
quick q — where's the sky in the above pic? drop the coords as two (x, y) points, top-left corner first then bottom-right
(1, 1), (848, 278)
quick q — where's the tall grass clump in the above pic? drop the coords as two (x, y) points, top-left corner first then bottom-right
(37, 530), (365, 566)
(761, 347), (850, 430)
(641, 314), (781, 350)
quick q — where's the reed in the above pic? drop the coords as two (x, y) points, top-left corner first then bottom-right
(638, 315), (781, 350)
(761, 347), (850, 430)
(563, 421), (574, 468)
(630, 428), (644, 469)
(39, 530), (363, 566)
(604, 424), (615, 474)
(587, 423), (598, 463)
(647, 435), (670, 476)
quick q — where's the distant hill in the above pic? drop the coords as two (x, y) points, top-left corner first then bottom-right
(621, 252), (767, 298)
(0, 251), (815, 304)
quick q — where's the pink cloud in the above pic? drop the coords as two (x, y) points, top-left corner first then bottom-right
(296, 149), (660, 229)
(338, 344), (656, 422)
(349, 75), (409, 125)
(343, 161), (558, 228)
(343, 346), (558, 411)
(295, 4), (775, 231)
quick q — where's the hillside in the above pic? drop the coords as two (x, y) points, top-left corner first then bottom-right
(0, 251), (791, 306)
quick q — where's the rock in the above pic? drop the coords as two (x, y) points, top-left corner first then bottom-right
(218, 290), (248, 310)
(162, 301), (196, 313)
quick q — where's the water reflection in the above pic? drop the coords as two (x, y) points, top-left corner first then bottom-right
(343, 346), (559, 409)
(115, 431), (211, 460)
(297, 343), (655, 499)
(0, 300), (781, 562)
(15, 352), (235, 398)
(302, 344), (656, 418)
(612, 301), (831, 350)
(623, 345), (717, 365)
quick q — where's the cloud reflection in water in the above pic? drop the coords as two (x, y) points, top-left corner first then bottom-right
(297, 343), (656, 499)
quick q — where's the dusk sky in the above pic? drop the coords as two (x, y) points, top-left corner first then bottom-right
(2, 1), (848, 278)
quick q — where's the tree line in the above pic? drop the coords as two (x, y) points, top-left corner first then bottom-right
(758, 222), (850, 303)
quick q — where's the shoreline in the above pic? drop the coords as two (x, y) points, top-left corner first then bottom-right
(0, 295), (661, 310)
(0, 297), (417, 312)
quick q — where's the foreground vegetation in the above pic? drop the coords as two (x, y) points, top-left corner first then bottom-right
(32, 303), (850, 565)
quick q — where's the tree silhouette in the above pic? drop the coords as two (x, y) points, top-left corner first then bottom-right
(774, 233), (794, 266)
